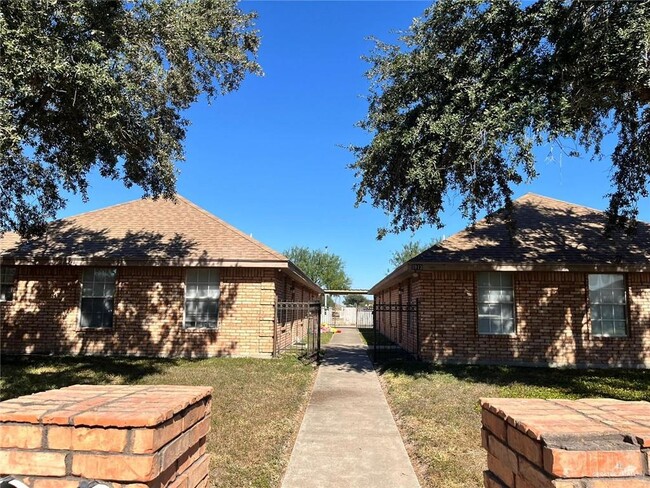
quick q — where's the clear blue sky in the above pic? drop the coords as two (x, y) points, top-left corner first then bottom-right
(59, 1), (649, 289)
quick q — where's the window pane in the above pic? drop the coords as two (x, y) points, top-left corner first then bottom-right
(1, 267), (15, 283)
(92, 282), (105, 297)
(79, 297), (114, 328)
(104, 284), (115, 297)
(588, 274), (604, 289)
(591, 306), (601, 320)
(613, 321), (627, 336)
(500, 290), (513, 302)
(0, 267), (15, 301)
(208, 285), (219, 299)
(477, 272), (514, 335)
(477, 289), (490, 302)
(601, 306), (613, 320)
(0, 284), (13, 301)
(499, 273), (513, 287)
(198, 268), (209, 282)
(184, 268), (219, 329)
(477, 273), (490, 287)
(186, 286), (197, 298)
(501, 305), (513, 319)
(79, 268), (116, 328)
(613, 306), (625, 320)
(602, 320), (615, 336)
(591, 320), (602, 336)
(589, 274), (626, 337)
(502, 319), (514, 334)
(80, 311), (91, 328)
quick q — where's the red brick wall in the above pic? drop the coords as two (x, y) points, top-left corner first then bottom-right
(0, 265), (289, 358)
(274, 272), (317, 303)
(375, 270), (650, 367)
(374, 279), (420, 356)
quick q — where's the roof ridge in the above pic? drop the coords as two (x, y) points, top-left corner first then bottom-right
(516, 192), (606, 214)
(174, 195), (287, 261)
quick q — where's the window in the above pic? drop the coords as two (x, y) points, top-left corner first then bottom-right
(589, 274), (627, 337)
(0, 267), (15, 301)
(80, 268), (116, 328)
(185, 269), (219, 328)
(477, 272), (515, 334)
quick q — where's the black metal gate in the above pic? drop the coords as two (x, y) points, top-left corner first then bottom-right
(371, 300), (419, 362)
(274, 301), (321, 361)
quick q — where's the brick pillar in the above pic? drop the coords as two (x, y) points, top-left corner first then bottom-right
(0, 385), (212, 487)
(480, 397), (650, 487)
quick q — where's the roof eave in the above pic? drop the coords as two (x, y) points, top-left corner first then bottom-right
(0, 256), (292, 268)
(368, 262), (412, 295)
(286, 262), (324, 295)
(413, 261), (650, 272)
(369, 260), (650, 293)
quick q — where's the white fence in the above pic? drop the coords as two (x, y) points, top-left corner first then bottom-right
(321, 306), (373, 328)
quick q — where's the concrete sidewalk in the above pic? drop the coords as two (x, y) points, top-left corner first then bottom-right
(281, 328), (420, 488)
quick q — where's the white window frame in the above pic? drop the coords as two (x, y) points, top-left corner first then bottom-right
(184, 268), (220, 329)
(588, 273), (628, 337)
(0, 266), (16, 302)
(79, 268), (116, 329)
(477, 272), (516, 335)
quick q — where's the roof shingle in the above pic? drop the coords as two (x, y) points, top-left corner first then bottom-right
(415, 193), (650, 266)
(0, 196), (287, 265)
(370, 193), (650, 293)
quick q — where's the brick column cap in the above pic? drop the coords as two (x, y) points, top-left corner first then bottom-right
(480, 397), (650, 447)
(0, 385), (213, 427)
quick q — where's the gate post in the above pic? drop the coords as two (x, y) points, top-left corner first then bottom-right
(272, 297), (278, 358)
(416, 298), (420, 361)
(372, 302), (378, 362)
(317, 301), (322, 364)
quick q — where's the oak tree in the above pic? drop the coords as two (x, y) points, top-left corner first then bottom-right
(284, 246), (352, 290)
(1, 0), (260, 236)
(389, 238), (441, 268)
(352, 0), (650, 237)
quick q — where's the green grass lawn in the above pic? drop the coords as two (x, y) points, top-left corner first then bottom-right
(320, 331), (335, 345)
(378, 360), (650, 488)
(0, 355), (316, 488)
(358, 328), (396, 346)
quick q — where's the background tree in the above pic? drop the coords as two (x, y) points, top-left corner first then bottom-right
(389, 238), (441, 268)
(1, 0), (260, 236)
(343, 295), (371, 307)
(284, 246), (352, 290)
(352, 0), (650, 238)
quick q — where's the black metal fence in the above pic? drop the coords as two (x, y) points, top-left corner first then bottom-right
(274, 301), (321, 361)
(371, 301), (419, 362)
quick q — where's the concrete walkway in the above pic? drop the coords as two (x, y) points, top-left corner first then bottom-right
(282, 328), (420, 488)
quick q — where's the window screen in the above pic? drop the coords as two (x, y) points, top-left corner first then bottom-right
(477, 272), (515, 335)
(185, 268), (220, 328)
(589, 274), (627, 337)
(80, 268), (116, 328)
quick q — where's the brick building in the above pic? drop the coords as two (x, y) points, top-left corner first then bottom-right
(370, 193), (650, 367)
(0, 196), (321, 358)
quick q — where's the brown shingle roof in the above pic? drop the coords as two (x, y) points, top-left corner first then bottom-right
(370, 193), (650, 293)
(0, 195), (287, 265)
(416, 193), (650, 266)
